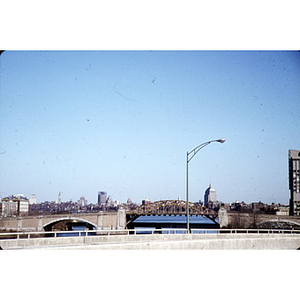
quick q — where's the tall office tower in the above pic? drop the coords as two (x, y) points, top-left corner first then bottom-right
(78, 196), (87, 206)
(204, 184), (217, 207)
(57, 192), (62, 204)
(29, 194), (37, 204)
(289, 149), (300, 216)
(98, 191), (107, 205)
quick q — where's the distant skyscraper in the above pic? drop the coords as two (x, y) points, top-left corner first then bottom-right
(29, 194), (37, 204)
(289, 149), (300, 216)
(142, 199), (151, 205)
(57, 192), (62, 204)
(98, 191), (107, 205)
(106, 196), (113, 205)
(78, 196), (87, 206)
(204, 184), (217, 207)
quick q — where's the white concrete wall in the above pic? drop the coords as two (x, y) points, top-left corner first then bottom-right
(1, 233), (300, 250)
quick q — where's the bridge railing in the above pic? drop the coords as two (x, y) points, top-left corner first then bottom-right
(1, 228), (300, 240)
(191, 228), (300, 234)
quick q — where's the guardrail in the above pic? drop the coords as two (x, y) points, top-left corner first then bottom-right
(1, 228), (300, 240)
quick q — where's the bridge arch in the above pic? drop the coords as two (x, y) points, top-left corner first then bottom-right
(43, 217), (97, 231)
(257, 219), (300, 228)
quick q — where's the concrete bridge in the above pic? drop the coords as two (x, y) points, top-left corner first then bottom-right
(0, 210), (126, 232)
(224, 210), (300, 229)
(1, 201), (300, 233)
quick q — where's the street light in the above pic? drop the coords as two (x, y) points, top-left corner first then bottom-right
(186, 139), (225, 233)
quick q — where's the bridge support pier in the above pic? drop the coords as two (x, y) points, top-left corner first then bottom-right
(117, 209), (126, 230)
(97, 211), (103, 230)
(218, 207), (228, 228)
(17, 217), (22, 232)
(37, 216), (43, 232)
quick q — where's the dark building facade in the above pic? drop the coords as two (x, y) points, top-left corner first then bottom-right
(289, 149), (300, 216)
(98, 191), (107, 205)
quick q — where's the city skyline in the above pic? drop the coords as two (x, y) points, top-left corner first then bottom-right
(0, 51), (299, 205)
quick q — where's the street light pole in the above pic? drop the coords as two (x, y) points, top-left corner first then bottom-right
(186, 139), (225, 233)
(186, 151), (189, 233)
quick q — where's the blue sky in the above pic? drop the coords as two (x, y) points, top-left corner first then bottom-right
(0, 51), (299, 204)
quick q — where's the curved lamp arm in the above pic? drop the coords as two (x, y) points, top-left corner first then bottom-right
(187, 139), (225, 163)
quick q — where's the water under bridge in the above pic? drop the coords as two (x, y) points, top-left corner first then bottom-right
(126, 199), (219, 229)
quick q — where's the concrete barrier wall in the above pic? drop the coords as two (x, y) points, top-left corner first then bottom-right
(1, 233), (300, 250)
(226, 212), (300, 228)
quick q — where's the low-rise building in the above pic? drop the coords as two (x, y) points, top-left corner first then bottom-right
(0, 195), (29, 217)
(275, 206), (289, 216)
